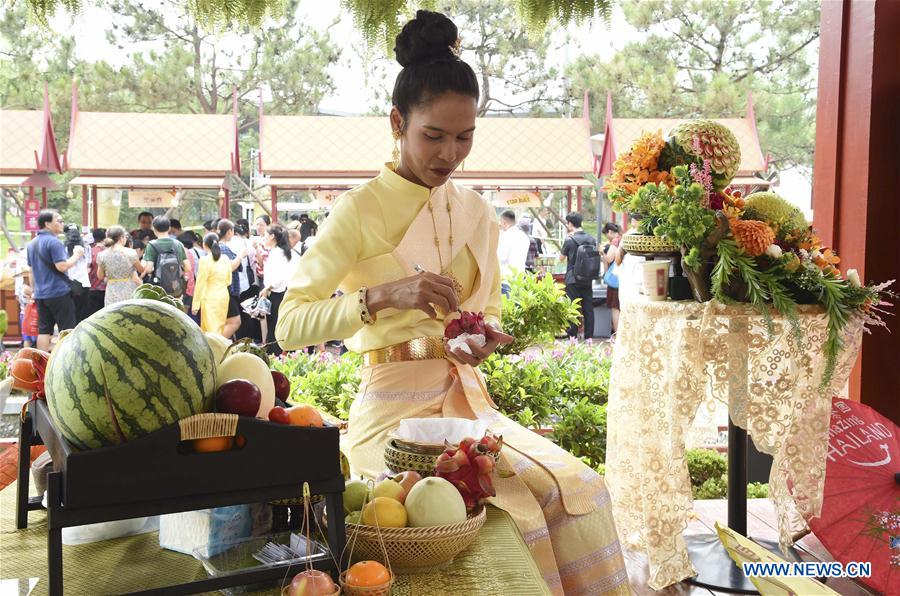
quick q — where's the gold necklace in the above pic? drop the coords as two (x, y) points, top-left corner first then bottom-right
(427, 193), (463, 296)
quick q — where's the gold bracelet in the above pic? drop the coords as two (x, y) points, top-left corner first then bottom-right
(358, 286), (376, 325)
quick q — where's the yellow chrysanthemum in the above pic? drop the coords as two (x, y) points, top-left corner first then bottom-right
(730, 219), (775, 257)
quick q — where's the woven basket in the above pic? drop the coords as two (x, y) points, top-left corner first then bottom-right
(339, 572), (393, 596)
(344, 507), (486, 573)
(620, 233), (679, 256)
(383, 440), (440, 476)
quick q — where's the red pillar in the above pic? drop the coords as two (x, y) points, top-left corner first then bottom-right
(91, 186), (98, 227)
(271, 186), (278, 222)
(81, 186), (88, 227)
(566, 188), (572, 214)
(812, 0), (900, 422)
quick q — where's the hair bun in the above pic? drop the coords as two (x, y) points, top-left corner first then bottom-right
(394, 10), (459, 68)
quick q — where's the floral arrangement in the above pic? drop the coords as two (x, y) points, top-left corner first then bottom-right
(605, 119), (895, 384)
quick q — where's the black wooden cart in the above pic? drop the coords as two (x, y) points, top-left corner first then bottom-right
(16, 399), (347, 595)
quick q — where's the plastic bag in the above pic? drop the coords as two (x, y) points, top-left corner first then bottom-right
(61, 516), (159, 545)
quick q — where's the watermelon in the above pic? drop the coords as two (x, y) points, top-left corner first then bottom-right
(45, 300), (217, 450)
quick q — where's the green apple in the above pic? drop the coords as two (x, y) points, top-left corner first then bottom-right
(345, 510), (362, 525)
(344, 480), (369, 513)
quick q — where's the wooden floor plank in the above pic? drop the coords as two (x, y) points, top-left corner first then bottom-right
(625, 498), (878, 595)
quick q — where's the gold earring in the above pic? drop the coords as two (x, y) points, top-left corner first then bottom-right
(392, 129), (401, 169)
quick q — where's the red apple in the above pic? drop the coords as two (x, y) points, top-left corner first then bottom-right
(271, 370), (291, 401)
(268, 406), (290, 425)
(287, 569), (337, 595)
(215, 379), (262, 417)
(392, 470), (423, 495)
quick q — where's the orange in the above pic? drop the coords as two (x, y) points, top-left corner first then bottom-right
(10, 359), (41, 392)
(193, 436), (234, 453)
(286, 405), (324, 428)
(344, 561), (390, 587)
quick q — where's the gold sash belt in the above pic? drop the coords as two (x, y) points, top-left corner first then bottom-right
(362, 336), (446, 366)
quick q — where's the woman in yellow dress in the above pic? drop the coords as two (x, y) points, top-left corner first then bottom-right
(191, 233), (233, 336)
(276, 11), (628, 595)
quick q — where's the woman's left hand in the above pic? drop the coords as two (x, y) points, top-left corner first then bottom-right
(444, 323), (514, 367)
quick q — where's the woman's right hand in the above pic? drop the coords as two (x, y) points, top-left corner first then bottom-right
(366, 272), (459, 319)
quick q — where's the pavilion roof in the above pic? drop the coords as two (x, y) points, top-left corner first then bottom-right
(0, 86), (62, 177)
(0, 111), (46, 175)
(66, 110), (239, 177)
(260, 114), (593, 184)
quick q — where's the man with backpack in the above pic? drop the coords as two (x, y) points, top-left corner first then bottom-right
(142, 216), (191, 299)
(559, 212), (601, 340)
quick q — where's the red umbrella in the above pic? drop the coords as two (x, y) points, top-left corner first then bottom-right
(808, 397), (900, 595)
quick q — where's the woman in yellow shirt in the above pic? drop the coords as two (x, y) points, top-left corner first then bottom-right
(191, 233), (233, 336)
(276, 11), (628, 595)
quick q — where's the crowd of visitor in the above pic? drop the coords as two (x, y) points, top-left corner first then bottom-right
(11, 205), (630, 351)
(12, 208), (319, 355)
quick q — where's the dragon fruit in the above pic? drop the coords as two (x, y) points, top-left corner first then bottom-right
(434, 432), (503, 510)
(444, 311), (487, 355)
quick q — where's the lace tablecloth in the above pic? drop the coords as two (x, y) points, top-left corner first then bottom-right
(606, 299), (862, 590)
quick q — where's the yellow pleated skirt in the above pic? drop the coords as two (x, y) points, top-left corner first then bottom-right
(345, 358), (631, 595)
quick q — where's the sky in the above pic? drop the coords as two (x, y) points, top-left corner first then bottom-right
(43, 1), (812, 211)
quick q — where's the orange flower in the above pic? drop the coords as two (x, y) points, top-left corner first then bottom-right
(797, 233), (822, 252)
(730, 219), (775, 257)
(603, 131), (670, 205)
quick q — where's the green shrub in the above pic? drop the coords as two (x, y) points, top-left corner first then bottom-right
(550, 342), (612, 406)
(685, 448), (727, 487)
(551, 400), (607, 469)
(747, 482), (770, 499)
(481, 340), (614, 428)
(272, 351), (362, 420)
(694, 475), (728, 500)
(499, 271), (581, 355)
(685, 449), (770, 499)
(480, 352), (557, 428)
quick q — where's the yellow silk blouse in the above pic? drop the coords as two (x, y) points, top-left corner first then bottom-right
(276, 165), (502, 353)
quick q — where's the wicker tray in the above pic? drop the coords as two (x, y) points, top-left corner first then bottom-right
(390, 438), (446, 455)
(620, 233), (679, 256)
(345, 507), (487, 573)
(383, 439), (441, 476)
